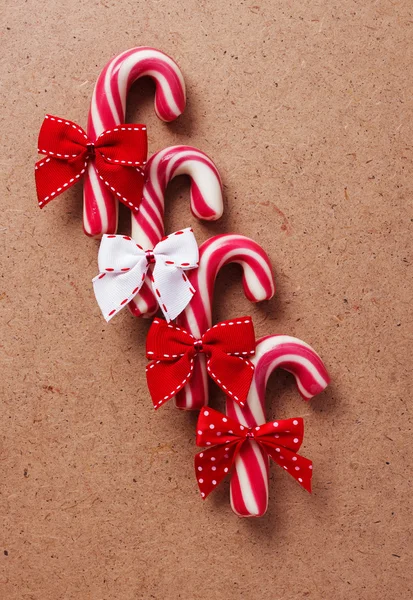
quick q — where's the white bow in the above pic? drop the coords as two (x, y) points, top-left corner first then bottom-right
(93, 228), (199, 322)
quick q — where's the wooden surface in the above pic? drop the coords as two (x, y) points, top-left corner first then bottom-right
(1, 1), (412, 598)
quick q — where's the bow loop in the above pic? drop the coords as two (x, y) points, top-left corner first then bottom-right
(35, 115), (147, 210)
(145, 318), (256, 409)
(154, 229), (199, 269)
(37, 115), (89, 159)
(196, 409), (247, 446)
(97, 235), (144, 273)
(94, 126), (147, 166)
(195, 408), (312, 499)
(202, 318), (256, 356)
(146, 319), (194, 360)
(256, 417), (304, 451)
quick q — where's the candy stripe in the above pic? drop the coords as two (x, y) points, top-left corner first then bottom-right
(84, 47), (186, 238)
(227, 335), (330, 517)
(231, 441), (269, 516)
(129, 146), (224, 317)
(175, 235), (275, 410)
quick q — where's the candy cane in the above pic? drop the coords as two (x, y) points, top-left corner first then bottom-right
(128, 145), (224, 317)
(84, 47), (186, 238)
(226, 335), (330, 517)
(175, 234), (275, 410)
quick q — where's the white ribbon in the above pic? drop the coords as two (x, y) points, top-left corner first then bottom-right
(93, 228), (199, 322)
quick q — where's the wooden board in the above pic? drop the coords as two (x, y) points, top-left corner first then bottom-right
(0, 1), (412, 598)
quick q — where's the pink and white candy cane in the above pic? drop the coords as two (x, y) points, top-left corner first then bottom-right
(84, 47), (186, 238)
(129, 145), (224, 317)
(226, 335), (330, 517)
(175, 234), (275, 410)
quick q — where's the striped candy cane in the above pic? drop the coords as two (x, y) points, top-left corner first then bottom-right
(175, 234), (275, 410)
(84, 47), (186, 237)
(226, 335), (330, 517)
(128, 145), (224, 317)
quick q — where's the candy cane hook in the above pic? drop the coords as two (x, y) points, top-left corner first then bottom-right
(226, 335), (330, 517)
(175, 234), (276, 410)
(84, 47), (186, 237)
(129, 145), (224, 318)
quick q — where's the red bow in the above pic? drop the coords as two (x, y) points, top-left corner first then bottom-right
(35, 115), (147, 210)
(195, 407), (312, 499)
(146, 317), (256, 409)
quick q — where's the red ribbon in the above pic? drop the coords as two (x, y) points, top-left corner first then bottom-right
(195, 407), (312, 499)
(35, 115), (147, 210)
(146, 317), (256, 409)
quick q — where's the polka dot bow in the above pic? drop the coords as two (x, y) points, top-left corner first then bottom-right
(35, 115), (147, 211)
(146, 317), (256, 409)
(195, 407), (312, 499)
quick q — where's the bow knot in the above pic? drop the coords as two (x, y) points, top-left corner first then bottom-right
(145, 250), (156, 265)
(93, 228), (199, 322)
(195, 408), (312, 499)
(35, 115), (148, 211)
(85, 142), (96, 157)
(193, 339), (204, 353)
(146, 317), (256, 409)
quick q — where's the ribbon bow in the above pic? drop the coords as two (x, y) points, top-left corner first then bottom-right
(35, 115), (147, 210)
(93, 228), (199, 322)
(146, 317), (256, 409)
(195, 407), (312, 499)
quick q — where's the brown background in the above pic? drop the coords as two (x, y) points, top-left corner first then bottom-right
(1, 1), (412, 598)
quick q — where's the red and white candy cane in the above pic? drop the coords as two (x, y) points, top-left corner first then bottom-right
(84, 47), (186, 237)
(226, 335), (330, 517)
(175, 234), (275, 410)
(129, 145), (224, 317)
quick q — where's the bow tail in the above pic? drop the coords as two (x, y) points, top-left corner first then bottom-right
(265, 445), (313, 493)
(35, 154), (88, 208)
(152, 261), (196, 322)
(94, 154), (145, 212)
(206, 350), (255, 407)
(146, 353), (194, 409)
(92, 262), (147, 321)
(195, 442), (240, 499)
